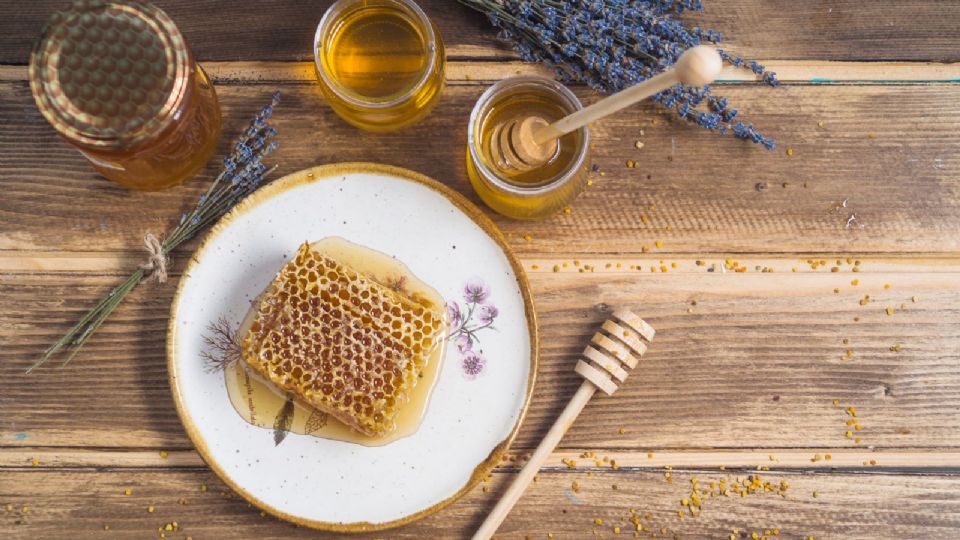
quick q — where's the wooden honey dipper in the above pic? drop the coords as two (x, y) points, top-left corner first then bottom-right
(472, 310), (655, 540)
(491, 45), (723, 172)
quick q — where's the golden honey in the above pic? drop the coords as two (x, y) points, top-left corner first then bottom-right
(314, 0), (445, 132)
(71, 67), (221, 191)
(467, 77), (591, 220)
(228, 237), (447, 445)
(29, 1), (221, 191)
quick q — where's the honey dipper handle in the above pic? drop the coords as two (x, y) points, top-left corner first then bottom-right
(532, 45), (723, 145)
(472, 381), (597, 540)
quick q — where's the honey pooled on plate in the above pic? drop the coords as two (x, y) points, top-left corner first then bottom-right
(239, 238), (446, 439)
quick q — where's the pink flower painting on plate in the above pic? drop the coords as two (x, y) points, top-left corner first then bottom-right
(446, 278), (498, 380)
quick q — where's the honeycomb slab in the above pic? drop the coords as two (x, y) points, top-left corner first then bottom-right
(241, 241), (446, 437)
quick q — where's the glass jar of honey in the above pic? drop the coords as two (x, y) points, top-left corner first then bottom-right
(314, 0), (445, 132)
(29, 1), (221, 191)
(467, 77), (591, 220)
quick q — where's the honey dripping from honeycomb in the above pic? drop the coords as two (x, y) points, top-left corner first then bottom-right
(233, 238), (447, 442)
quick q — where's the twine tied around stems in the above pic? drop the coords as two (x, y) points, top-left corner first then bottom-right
(139, 233), (169, 284)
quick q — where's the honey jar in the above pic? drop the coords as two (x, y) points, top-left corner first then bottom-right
(29, 1), (221, 191)
(466, 77), (591, 220)
(314, 0), (445, 132)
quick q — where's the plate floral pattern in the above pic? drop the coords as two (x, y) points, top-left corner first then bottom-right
(447, 278), (500, 380)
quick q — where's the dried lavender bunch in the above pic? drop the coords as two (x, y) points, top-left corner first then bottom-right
(27, 91), (282, 374)
(458, 0), (778, 148)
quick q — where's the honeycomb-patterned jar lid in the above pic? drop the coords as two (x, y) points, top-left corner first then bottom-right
(29, 0), (190, 148)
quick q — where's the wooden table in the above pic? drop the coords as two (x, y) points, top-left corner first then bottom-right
(3, 2), (960, 538)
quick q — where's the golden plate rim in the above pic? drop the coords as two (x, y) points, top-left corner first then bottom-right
(166, 162), (540, 532)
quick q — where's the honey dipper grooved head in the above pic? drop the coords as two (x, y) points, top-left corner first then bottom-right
(575, 310), (654, 395)
(490, 115), (558, 173)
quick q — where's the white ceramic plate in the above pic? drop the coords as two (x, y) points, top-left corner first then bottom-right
(167, 163), (538, 531)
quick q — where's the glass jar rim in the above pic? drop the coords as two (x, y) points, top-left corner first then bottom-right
(313, 0), (439, 110)
(28, 1), (191, 149)
(468, 76), (590, 196)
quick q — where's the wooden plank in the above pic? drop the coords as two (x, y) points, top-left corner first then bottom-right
(3, 252), (960, 274)
(6, 60), (960, 84)
(0, 0), (504, 65)
(3, 265), (958, 450)
(3, 1), (960, 64)
(2, 468), (960, 539)
(1, 82), (959, 255)
(6, 448), (960, 471)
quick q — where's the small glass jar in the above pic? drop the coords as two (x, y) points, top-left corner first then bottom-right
(29, 1), (221, 191)
(314, 0), (445, 132)
(467, 77), (591, 220)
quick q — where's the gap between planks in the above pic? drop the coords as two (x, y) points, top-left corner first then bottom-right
(4, 448), (960, 471)
(3, 252), (960, 273)
(1, 60), (959, 84)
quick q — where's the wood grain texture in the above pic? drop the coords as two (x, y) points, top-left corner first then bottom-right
(3, 1), (960, 63)
(4, 2), (960, 536)
(2, 82), (959, 255)
(2, 469), (960, 539)
(3, 264), (958, 450)
(9, 448), (960, 470)
(7, 60), (960, 84)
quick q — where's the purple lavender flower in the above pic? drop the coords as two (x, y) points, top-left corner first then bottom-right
(455, 333), (473, 353)
(461, 351), (487, 379)
(446, 302), (462, 331)
(457, 0), (777, 148)
(463, 279), (490, 304)
(479, 304), (499, 325)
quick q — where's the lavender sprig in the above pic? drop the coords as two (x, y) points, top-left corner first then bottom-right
(458, 0), (778, 148)
(27, 91), (282, 374)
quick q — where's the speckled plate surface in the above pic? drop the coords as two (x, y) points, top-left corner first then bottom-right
(167, 163), (538, 531)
